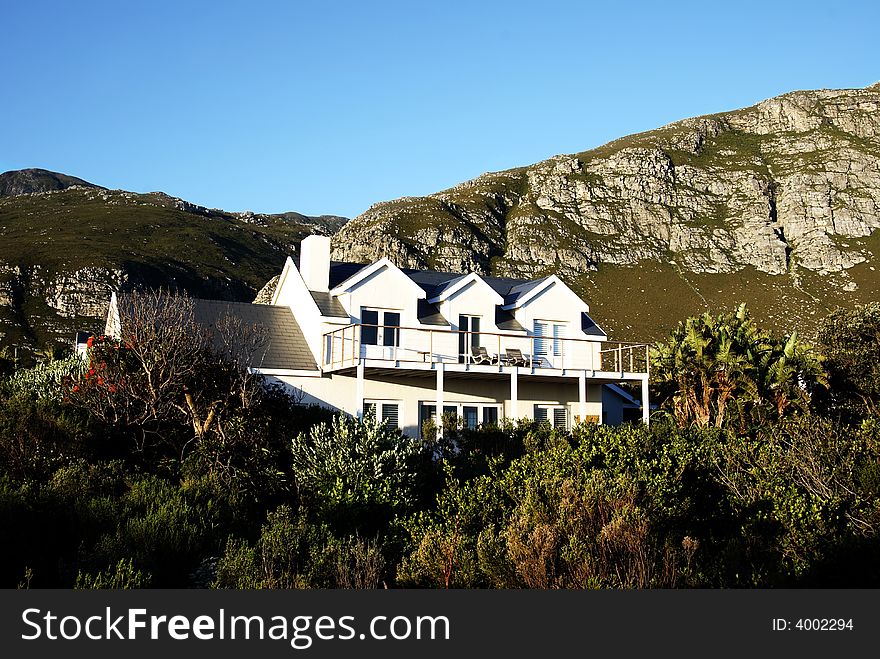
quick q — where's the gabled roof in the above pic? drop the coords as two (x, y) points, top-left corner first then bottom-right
(403, 267), (536, 300)
(427, 272), (504, 305)
(320, 260), (597, 333)
(328, 261), (370, 289)
(330, 258), (426, 298)
(501, 276), (560, 310)
(189, 299), (317, 371)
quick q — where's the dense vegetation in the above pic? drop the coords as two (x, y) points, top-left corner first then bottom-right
(1, 298), (878, 588)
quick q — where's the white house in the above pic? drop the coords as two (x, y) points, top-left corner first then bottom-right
(105, 235), (650, 437)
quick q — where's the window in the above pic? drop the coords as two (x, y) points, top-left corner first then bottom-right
(419, 402), (502, 435)
(534, 404), (568, 430)
(361, 308), (400, 346)
(458, 315), (481, 363)
(419, 403), (458, 429)
(462, 406), (479, 429)
(533, 320), (566, 357)
(363, 400), (401, 428)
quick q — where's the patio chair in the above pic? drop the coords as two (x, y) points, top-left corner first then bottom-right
(502, 348), (531, 367)
(470, 346), (495, 365)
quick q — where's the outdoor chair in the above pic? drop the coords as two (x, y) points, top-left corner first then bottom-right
(470, 346), (495, 365)
(503, 348), (532, 367)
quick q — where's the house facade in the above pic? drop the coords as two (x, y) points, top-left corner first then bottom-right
(105, 235), (650, 437)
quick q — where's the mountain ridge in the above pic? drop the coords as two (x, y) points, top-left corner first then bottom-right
(0, 168), (103, 197)
(0, 176), (348, 355)
(330, 84), (880, 339)
(2, 83), (879, 354)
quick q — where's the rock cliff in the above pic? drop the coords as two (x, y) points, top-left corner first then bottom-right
(331, 85), (880, 337)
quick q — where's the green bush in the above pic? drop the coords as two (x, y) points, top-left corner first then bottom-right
(817, 302), (880, 421)
(4, 355), (84, 403)
(290, 414), (424, 533)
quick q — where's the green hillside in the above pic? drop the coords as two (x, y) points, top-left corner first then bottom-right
(0, 184), (341, 354)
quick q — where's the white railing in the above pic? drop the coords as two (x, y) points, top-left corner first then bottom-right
(322, 324), (649, 374)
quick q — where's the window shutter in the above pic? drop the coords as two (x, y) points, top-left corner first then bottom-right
(533, 321), (548, 356)
(552, 323), (565, 356)
(381, 403), (399, 428)
(553, 407), (567, 429)
(534, 405), (548, 423)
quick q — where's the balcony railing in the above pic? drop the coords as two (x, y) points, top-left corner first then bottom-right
(322, 324), (649, 375)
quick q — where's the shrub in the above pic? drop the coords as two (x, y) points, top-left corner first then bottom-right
(4, 355), (84, 403)
(817, 302), (880, 420)
(290, 414), (424, 533)
(213, 505), (333, 588)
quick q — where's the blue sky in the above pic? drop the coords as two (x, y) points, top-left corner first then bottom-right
(2, 1), (877, 218)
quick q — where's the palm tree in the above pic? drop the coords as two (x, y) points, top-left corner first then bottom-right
(652, 305), (827, 429)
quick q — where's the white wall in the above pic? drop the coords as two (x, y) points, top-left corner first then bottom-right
(514, 279), (603, 369)
(337, 264), (421, 327)
(272, 370), (605, 438)
(271, 257), (328, 366)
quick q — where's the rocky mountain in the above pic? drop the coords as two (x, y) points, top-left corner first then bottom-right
(332, 84), (880, 339)
(4, 84), (878, 355)
(0, 174), (347, 356)
(0, 168), (102, 197)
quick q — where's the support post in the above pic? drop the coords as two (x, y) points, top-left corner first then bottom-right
(641, 374), (650, 426)
(578, 371), (587, 426)
(510, 366), (519, 420)
(435, 362), (445, 438)
(355, 360), (365, 420)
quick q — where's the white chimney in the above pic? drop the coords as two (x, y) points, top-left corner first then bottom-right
(299, 235), (331, 292)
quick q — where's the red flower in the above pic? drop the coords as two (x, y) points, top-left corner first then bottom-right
(86, 336), (94, 348)
(72, 385), (79, 392)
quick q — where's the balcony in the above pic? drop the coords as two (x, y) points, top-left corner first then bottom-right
(322, 324), (649, 379)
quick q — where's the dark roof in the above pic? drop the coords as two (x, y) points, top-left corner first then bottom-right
(581, 312), (607, 338)
(417, 299), (449, 326)
(325, 259), (537, 299)
(310, 291), (348, 318)
(318, 260), (602, 336)
(189, 299), (317, 371)
(328, 261), (369, 289)
(495, 308), (525, 332)
(426, 274), (467, 299)
(504, 278), (549, 306)
(403, 266), (534, 300)
(402, 268), (462, 298)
